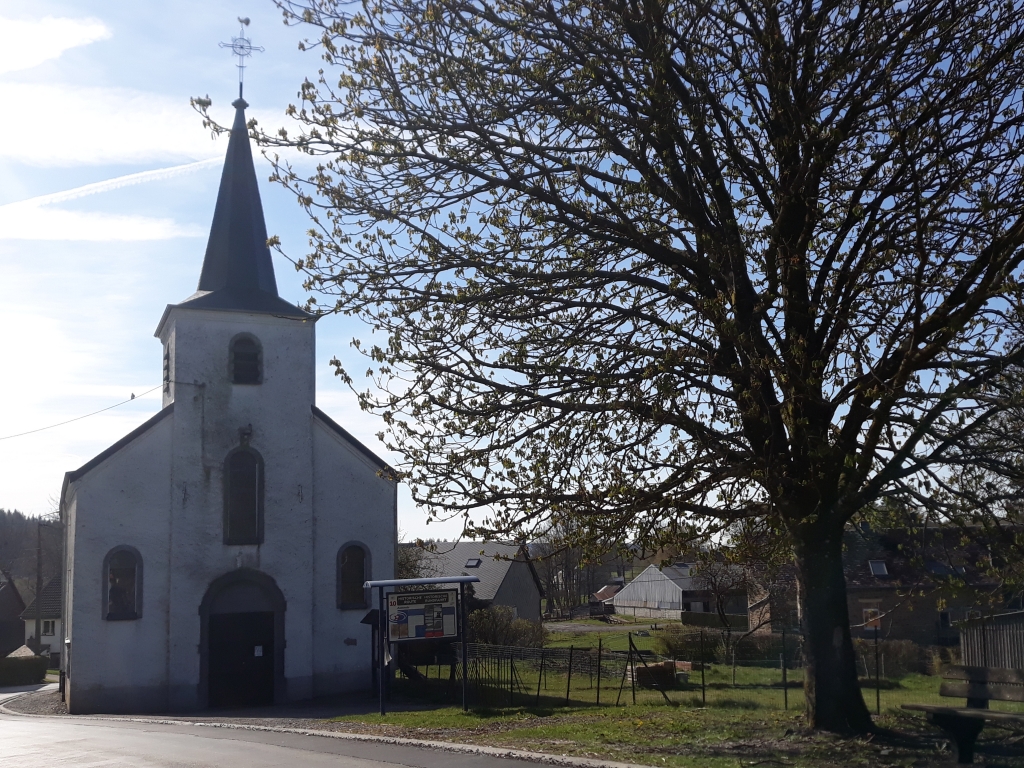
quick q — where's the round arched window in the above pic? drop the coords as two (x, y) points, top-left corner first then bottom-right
(104, 547), (142, 620)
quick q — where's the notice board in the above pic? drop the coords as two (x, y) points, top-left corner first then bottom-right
(387, 590), (458, 641)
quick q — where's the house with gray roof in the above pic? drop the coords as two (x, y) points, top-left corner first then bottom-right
(0, 572), (26, 657)
(415, 541), (544, 622)
(21, 573), (61, 665)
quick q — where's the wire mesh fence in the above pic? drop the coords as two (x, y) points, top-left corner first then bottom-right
(392, 628), (1005, 715)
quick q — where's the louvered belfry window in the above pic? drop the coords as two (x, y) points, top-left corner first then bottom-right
(225, 449), (263, 544)
(231, 336), (262, 384)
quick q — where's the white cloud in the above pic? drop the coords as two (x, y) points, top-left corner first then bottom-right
(0, 84), (242, 166)
(0, 206), (203, 241)
(0, 16), (111, 75)
(0, 160), (219, 240)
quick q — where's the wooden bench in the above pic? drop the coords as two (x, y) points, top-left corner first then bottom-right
(902, 665), (1024, 763)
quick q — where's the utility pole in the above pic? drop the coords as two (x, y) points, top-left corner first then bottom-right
(33, 521), (42, 654)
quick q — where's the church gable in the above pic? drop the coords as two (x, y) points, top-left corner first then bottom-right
(62, 404), (174, 502)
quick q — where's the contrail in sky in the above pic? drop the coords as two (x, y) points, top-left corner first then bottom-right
(2, 158), (221, 210)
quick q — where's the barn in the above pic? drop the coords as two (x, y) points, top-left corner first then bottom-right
(611, 563), (745, 620)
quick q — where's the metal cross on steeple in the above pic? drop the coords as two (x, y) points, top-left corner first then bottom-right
(219, 17), (264, 99)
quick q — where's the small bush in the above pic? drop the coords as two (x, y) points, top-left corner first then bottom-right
(731, 633), (799, 663)
(656, 626), (800, 665)
(852, 638), (923, 678)
(468, 606), (548, 647)
(925, 645), (961, 675)
(0, 655), (48, 686)
(655, 625), (717, 662)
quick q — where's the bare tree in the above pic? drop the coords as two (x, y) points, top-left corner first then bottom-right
(206, 0), (1024, 731)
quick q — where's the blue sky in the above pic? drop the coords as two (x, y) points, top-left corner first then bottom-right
(0, 0), (461, 539)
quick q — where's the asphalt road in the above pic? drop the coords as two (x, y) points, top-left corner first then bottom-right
(0, 712), (549, 768)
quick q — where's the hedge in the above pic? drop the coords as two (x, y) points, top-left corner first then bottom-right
(0, 655), (48, 686)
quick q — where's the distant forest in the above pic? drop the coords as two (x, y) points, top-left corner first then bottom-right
(0, 509), (62, 605)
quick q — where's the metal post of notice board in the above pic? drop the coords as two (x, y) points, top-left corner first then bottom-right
(460, 580), (469, 712)
(377, 587), (387, 715)
(366, 575), (480, 717)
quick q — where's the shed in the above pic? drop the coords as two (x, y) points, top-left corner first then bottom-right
(959, 610), (1024, 669)
(612, 563), (710, 619)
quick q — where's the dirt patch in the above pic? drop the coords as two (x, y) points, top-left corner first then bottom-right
(5, 690), (68, 716)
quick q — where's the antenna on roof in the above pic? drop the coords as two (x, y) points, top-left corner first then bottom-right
(219, 16), (264, 100)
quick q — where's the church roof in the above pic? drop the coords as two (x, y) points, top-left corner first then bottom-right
(311, 405), (395, 475)
(165, 98), (310, 325)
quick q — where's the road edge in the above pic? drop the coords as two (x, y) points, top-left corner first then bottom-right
(0, 693), (646, 768)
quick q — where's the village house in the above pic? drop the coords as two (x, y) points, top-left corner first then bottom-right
(21, 574), (61, 666)
(0, 572), (25, 657)
(413, 541), (544, 621)
(841, 525), (1009, 646)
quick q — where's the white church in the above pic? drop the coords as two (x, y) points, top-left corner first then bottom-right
(59, 97), (397, 714)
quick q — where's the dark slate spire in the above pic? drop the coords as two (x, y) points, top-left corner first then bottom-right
(176, 98), (308, 319)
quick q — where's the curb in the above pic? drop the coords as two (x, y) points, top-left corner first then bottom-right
(0, 692), (645, 768)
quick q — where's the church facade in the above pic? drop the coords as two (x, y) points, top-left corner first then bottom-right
(60, 98), (397, 714)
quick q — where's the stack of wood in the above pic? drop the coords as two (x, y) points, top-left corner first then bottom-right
(629, 660), (690, 688)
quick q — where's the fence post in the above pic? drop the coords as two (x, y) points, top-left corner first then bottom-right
(782, 627), (788, 710)
(510, 655), (515, 706)
(616, 635), (631, 705)
(631, 635), (637, 705)
(566, 645), (575, 705)
(596, 638), (603, 705)
(629, 632), (675, 706)
(536, 649), (545, 705)
(700, 629), (706, 706)
(874, 626), (880, 715)
(732, 648), (736, 687)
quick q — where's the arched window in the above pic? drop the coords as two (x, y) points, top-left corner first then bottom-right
(230, 335), (262, 385)
(337, 544), (370, 609)
(103, 546), (142, 620)
(224, 448), (264, 545)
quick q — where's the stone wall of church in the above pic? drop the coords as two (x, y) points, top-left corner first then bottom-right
(310, 418), (397, 696)
(161, 307), (318, 708)
(64, 413), (174, 714)
(65, 305), (397, 713)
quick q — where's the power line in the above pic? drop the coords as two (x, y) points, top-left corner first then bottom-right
(0, 385), (163, 441)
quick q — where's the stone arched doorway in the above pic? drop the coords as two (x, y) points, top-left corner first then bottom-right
(199, 568), (286, 708)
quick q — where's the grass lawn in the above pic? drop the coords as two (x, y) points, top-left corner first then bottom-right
(546, 630), (637, 651)
(386, 651), (1024, 766)
(326, 701), (1024, 767)
(544, 624), (668, 651)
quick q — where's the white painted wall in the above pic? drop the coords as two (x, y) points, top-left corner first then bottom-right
(64, 413), (174, 712)
(612, 565), (685, 610)
(25, 618), (63, 656)
(64, 304), (397, 714)
(310, 419), (396, 696)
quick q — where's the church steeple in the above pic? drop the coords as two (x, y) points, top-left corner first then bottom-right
(171, 98), (309, 319)
(198, 98), (279, 297)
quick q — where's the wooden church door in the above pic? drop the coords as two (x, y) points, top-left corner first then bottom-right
(208, 611), (275, 707)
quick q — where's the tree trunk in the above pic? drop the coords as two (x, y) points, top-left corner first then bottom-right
(794, 532), (874, 733)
